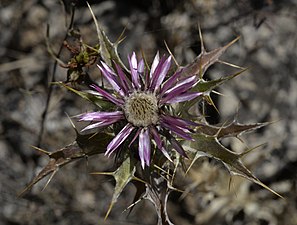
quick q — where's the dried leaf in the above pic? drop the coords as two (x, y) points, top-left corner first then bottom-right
(19, 132), (111, 197)
(188, 134), (283, 198)
(181, 30), (240, 79)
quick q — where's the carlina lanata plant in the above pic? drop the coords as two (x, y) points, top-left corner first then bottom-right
(78, 52), (201, 169)
(20, 3), (283, 225)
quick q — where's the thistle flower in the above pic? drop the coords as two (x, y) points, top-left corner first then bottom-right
(79, 52), (201, 168)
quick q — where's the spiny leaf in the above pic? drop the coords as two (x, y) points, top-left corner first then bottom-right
(91, 153), (136, 220)
(196, 121), (271, 139)
(204, 94), (220, 114)
(18, 143), (83, 197)
(18, 132), (111, 197)
(194, 68), (247, 93)
(188, 134), (283, 198)
(86, 2), (127, 72)
(178, 28), (243, 115)
(181, 31), (240, 79)
(177, 69), (247, 117)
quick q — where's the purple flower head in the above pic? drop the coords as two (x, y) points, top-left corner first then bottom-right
(79, 52), (201, 168)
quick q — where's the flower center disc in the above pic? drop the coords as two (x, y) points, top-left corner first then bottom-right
(124, 92), (159, 127)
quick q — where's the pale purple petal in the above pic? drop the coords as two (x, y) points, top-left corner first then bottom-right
(149, 56), (166, 91)
(105, 123), (134, 156)
(150, 52), (160, 79)
(159, 76), (197, 105)
(81, 118), (120, 132)
(115, 63), (131, 94)
(169, 136), (187, 157)
(138, 128), (151, 168)
(98, 64), (125, 97)
(159, 69), (183, 95)
(162, 92), (202, 104)
(164, 75), (197, 95)
(100, 61), (117, 76)
(160, 120), (193, 141)
(129, 127), (141, 147)
(150, 126), (162, 149)
(150, 56), (172, 92)
(79, 111), (124, 121)
(159, 146), (172, 162)
(138, 59), (144, 74)
(138, 59), (145, 88)
(91, 84), (124, 106)
(84, 90), (102, 96)
(128, 52), (141, 89)
(150, 126), (172, 162)
(160, 114), (197, 128)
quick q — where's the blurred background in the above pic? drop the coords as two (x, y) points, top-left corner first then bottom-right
(0, 0), (296, 224)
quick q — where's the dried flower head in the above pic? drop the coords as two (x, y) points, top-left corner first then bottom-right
(79, 52), (201, 168)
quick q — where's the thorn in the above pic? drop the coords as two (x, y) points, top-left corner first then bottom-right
(115, 26), (127, 45)
(65, 112), (77, 132)
(254, 178), (285, 199)
(179, 186), (194, 200)
(164, 41), (179, 67)
(88, 132), (101, 140)
(225, 67), (249, 81)
(31, 146), (51, 155)
(197, 23), (205, 53)
(104, 202), (113, 220)
(212, 90), (226, 97)
(240, 143), (267, 157)
(218, 60), (246, 70)
(17, 185), (33, 198)
(225, 36), (241, 49)
(90, 171), (113, 176)
(205, 95), (220, 115)
(171, 153), (180, 186)
(86, 2), (101, 44)
(153, 164), (173, 178)
(214, 120), (228, 137)
(196, 23), (206, 80)
(185, 160), (195, 174)
(184, 147), (206, 174)
(131, 177), (145, 185)
(229, 176), (239, 198)
(41, 170), (58, 192)
(123, 197), (143, 213)
(228, 176), (232, 192)
(234, 103), (241, 122)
